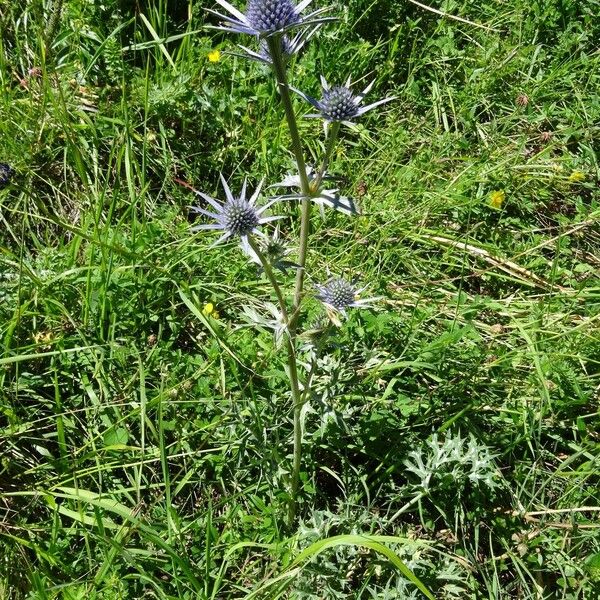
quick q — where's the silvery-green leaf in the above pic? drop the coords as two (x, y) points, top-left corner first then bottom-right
(312, 189), (359, 215)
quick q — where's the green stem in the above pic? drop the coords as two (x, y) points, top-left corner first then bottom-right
(248, 236), (303, 525)
(248, 236), (288, 322)
(266, 36), (313, 527)
(292, 198), (311, 320)
(313, 121), (340, 191)
(287, 341), (303, 526)
(266, 37), (310, 194)
(266, 36), (311, 322)
(388, 491), (428, 524)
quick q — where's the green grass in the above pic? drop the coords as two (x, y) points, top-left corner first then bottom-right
(1, 0), (600, 598)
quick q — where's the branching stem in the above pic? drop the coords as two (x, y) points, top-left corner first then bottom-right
(248, 236), (288, 322)
(287, 341), (303, 525)
(266, 37), (311, 320)
(265, 37), (341, 528)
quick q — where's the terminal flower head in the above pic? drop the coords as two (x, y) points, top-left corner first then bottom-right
(293, 75), (395, 125)
(206, 0), (334, 38)
(190, 175), (283, 249)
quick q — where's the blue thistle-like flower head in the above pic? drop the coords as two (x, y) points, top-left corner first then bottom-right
(317, 278), (357, 310)
(206, 0), (334, 38)
(320, 86), (359, 121)
(293, 76), (396, 124)
(315, 276), (380, 315)
(246, 0), (300, 32)
(189, 175), (284, 249)
(222, 196), (260, 236)
(258, 33), (295, 61)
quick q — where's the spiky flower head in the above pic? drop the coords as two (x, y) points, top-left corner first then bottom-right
(259, 33), (295, 60)
(320, 86), (359, 121)
(190, 175), (283, 249)
(318, 278), (355, 310)
(223, 196), (260, 235)
(293, 76), (396, 125)
(241, 225), (298, 272)
(264, 226), (297, 271)
(246, 0), (299, 32)
(300, 313), (334, 349)
(206, 0), (334, 38)
(315, 277), (380, 315)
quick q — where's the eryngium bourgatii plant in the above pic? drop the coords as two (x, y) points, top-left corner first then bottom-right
(189, 0), (394, 526)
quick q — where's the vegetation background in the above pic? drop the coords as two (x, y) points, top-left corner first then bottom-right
(1, 0), (599, 597)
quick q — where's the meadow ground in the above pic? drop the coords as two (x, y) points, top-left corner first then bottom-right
(1, 0), (599, 598)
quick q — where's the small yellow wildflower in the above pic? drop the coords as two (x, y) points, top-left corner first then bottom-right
(489, 190), (505, 209)
(33, 331), (53, 344)
(568, 170), (585, 183)
(207, 50), (221, 63)
(202, 303), (220, 319)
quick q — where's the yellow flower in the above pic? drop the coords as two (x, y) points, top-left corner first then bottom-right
(33, 331), (53, 344)
(202, 303), (220, 319)
(489, 190), (505, 209)
(568, 170), (585, 183)
(207, 50), (221, 63)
